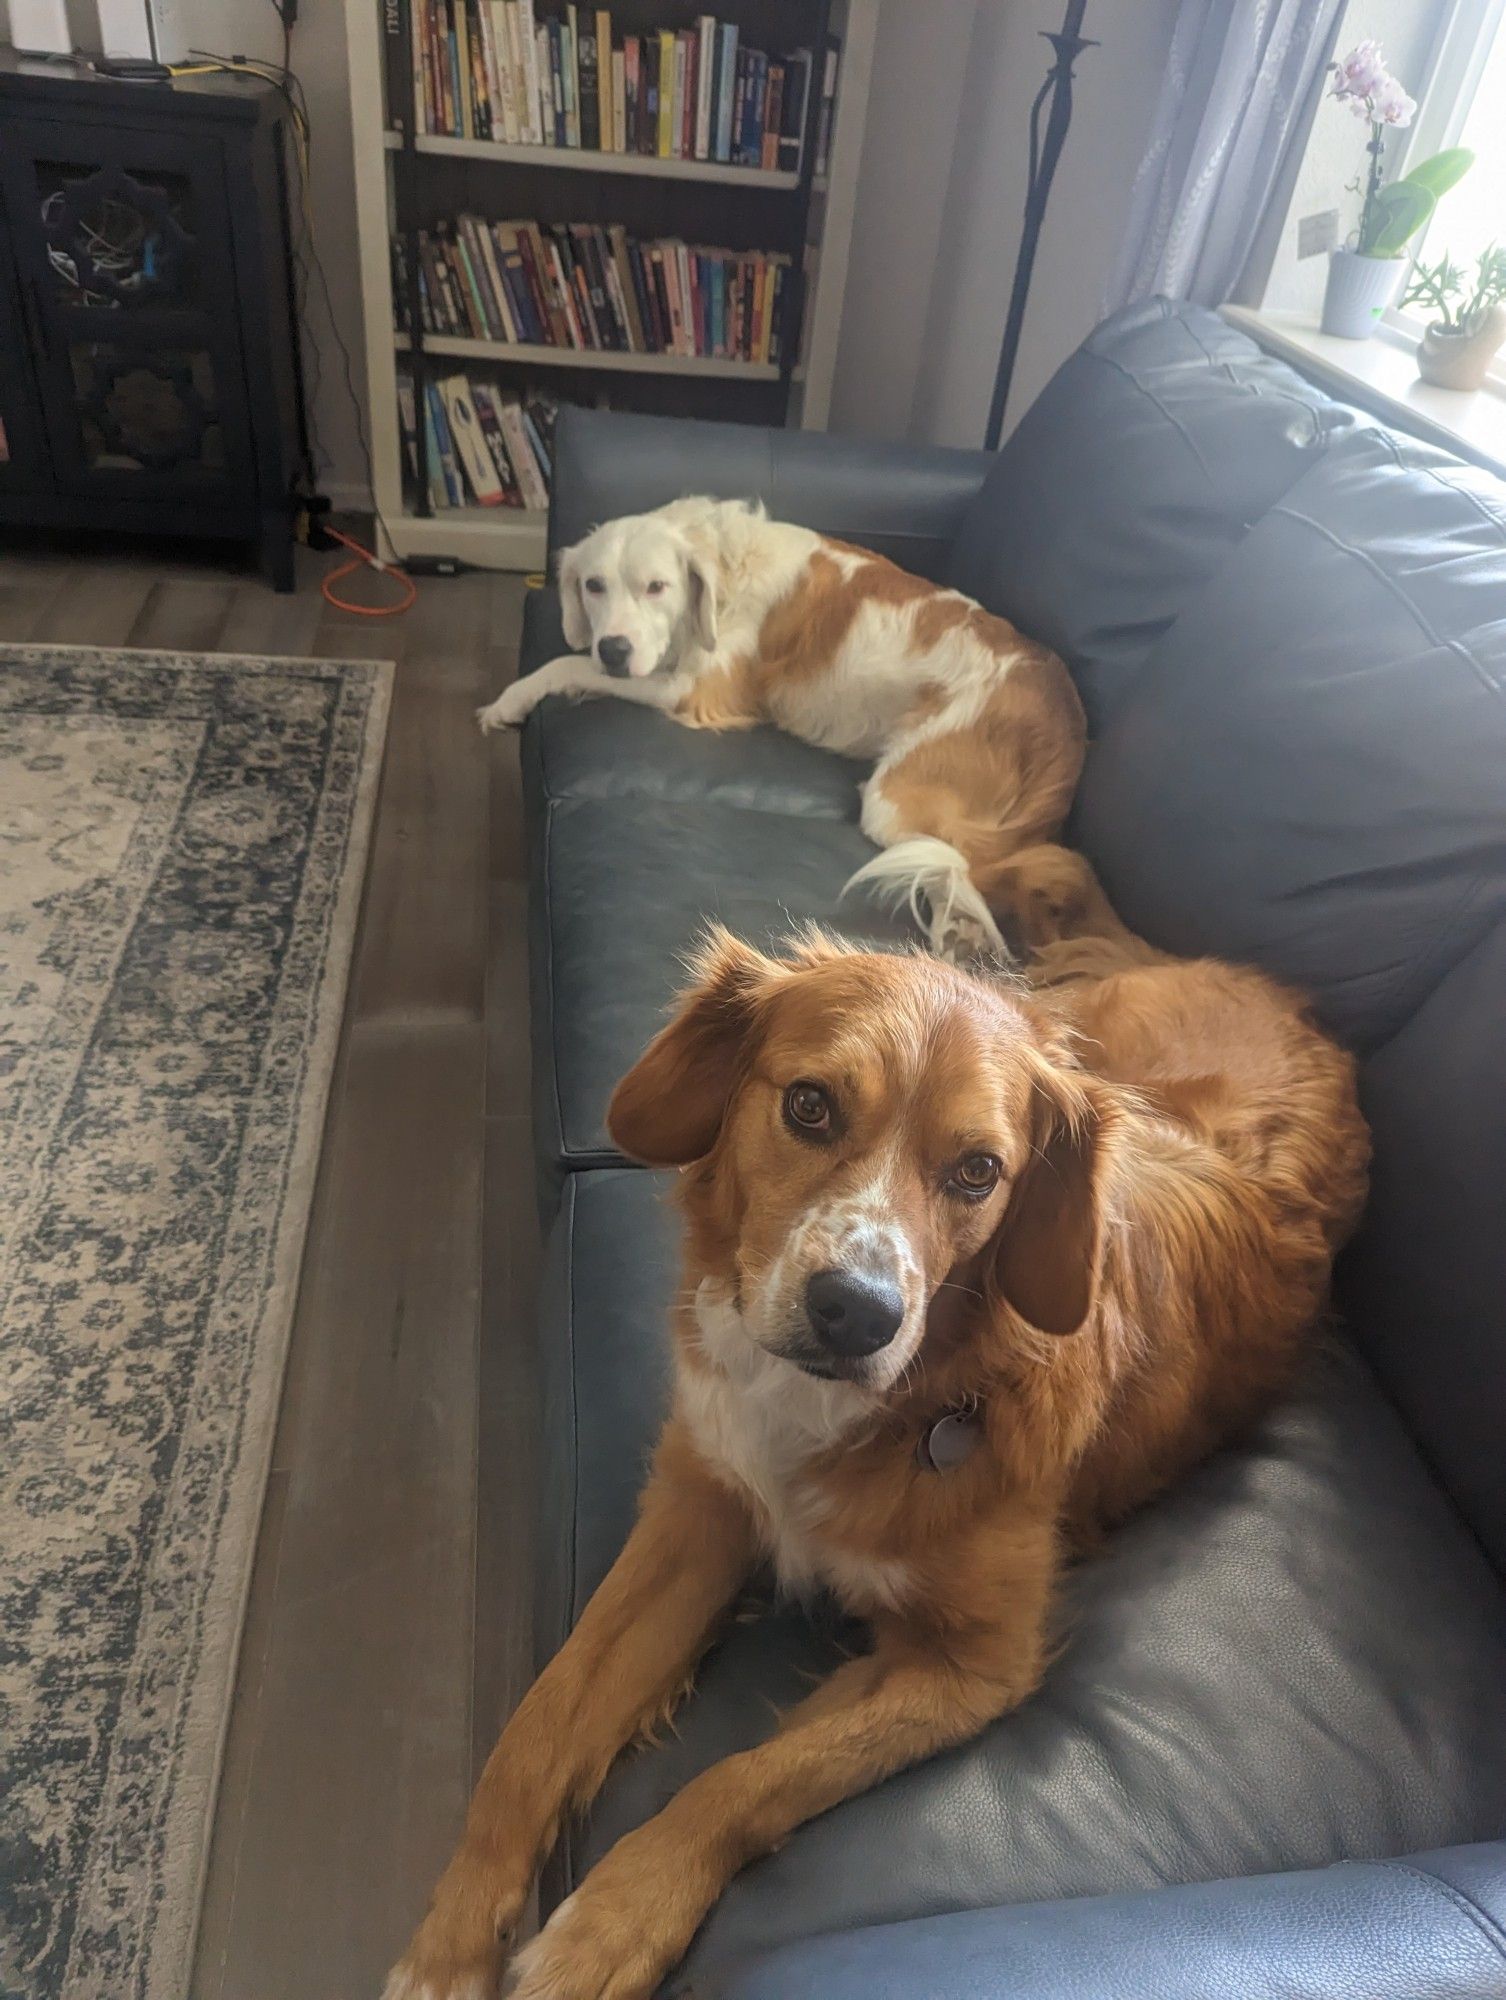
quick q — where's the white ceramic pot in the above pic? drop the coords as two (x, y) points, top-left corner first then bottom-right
(1321, 249), (1409, 340)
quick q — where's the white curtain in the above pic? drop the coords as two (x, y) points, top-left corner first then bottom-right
(1106, 0), (1343, 309)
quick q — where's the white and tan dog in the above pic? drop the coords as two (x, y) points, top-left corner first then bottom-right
(478, 498), (1085, 958)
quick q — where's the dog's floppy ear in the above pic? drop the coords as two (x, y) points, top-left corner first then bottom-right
(607, 927), (777, 1165)
(683, 542), (718, 652)
(557, 539), (592, 652)
(990, 1066), (1112, 1336)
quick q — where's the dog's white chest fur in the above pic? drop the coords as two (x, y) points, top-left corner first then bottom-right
(679, 1284), (913, 1613)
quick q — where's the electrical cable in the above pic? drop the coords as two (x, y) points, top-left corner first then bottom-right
(321, 527), (417, 616)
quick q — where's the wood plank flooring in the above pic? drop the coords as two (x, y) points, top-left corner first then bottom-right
(0, 540), (535, 2000)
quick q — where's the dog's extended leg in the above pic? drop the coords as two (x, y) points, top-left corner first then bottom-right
(383, 1424), (756, 2000)
(476, 655), (683, 734)
(509, 1518), (1057, 2000)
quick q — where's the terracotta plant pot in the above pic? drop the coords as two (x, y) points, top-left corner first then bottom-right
(1415, 305), (1506, 391)
(1321, 248), (1409, 339)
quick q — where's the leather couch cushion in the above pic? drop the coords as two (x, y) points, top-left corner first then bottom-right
(722, 1844), (1506, 2000)
(1072, 426), (1506, 1053)
(946, 299), (1358, 733)
(518, 591), (864, 825)
(1341, 914), (1506, 1572)
(530, 797), (911, 1174)
(538, 1171), (1506, 1995)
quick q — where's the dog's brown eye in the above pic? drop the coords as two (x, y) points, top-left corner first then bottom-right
(951, 1153), (1002, 1196)
(784, 1082), (833, 1134)
(584, 576), (606, 595)
(644, 579), (668, 596)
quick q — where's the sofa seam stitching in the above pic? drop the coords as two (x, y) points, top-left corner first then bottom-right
(1375, 1861), (1506, 1962)
(1085, 353), (1218, 487)
(1269, 502), (1501, 697)
(541, 794), (569, 1162)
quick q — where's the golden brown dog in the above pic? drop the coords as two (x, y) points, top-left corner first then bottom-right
(386, 867), (1369, 2000)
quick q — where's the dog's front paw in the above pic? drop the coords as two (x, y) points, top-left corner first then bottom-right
(383, 1853), (524, 2000)
(507, 1860), (706, 2000)
(476, 684), (535, 733)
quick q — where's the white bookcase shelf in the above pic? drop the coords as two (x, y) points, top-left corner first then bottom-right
(381, 128), (801, 189)
(346, 2), (876, 572)
(396, 331), (782, 381)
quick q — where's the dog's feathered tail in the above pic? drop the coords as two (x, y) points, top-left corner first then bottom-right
(844, 836), (1008, 962)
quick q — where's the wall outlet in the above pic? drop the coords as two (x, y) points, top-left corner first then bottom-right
(1298, 209), (1340, 260)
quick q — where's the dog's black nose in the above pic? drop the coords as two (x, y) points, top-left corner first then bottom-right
(805, 1268), (905, 1357)
(596, 635), (631, 674)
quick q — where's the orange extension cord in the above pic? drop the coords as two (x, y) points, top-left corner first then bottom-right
(321, 526), (418, 617)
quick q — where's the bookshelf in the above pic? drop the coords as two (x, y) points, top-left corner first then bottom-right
(346, 1), (876, 570)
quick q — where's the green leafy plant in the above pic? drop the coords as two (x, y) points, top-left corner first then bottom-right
(1402, 246), (1506, 333)
(1329, 43), (1475, 258)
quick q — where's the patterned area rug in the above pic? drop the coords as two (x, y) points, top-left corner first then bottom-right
(0, 645), (391, 2000)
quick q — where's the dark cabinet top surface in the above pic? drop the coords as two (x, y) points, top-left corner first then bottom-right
(0, 46), (281, 126)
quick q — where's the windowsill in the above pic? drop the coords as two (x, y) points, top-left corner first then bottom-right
(1222, 305), (1506, 483)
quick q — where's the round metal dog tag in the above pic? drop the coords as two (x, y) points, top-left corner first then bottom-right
(919, 1411), (981, 1472)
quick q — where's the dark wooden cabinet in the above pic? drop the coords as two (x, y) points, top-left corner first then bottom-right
(0, 51), (308, 588)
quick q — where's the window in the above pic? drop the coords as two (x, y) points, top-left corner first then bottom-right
(1397, 0), (1506, 304)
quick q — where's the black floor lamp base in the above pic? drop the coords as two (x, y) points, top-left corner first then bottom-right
(983, 1), (1097, 450)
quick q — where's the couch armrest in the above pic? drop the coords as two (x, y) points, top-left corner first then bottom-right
(548, 409), (991, 579)
(714, 1844), (1506, 2000)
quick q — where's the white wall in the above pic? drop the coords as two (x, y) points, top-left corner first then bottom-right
(162, 0), (370, 505)
(829, 0), (1182, 450)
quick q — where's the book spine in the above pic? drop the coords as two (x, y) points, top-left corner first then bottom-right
(731, 53), (747, 165)
(626, 238), (658, 351)
(498, 396), (551, 509)
(516, 0), (541, 144)
(644, 35), (660, 154)
(441, 374), (504, 504)
(484, 0), (516, 141)
(815, 41), (838, 176)
(596, 9), (613, 150)
(521, 406), (552, 485)
(657, 31), (676, 156)
(471, 384), (524, 506)
(426, 380), (464, 504)
(472, 2), (495, 138)
(546, 231), (588, 347)
(694, 13), (714, 160)
(785, 47), (811, 173)
(514, 223), (555, 338)
(739, 52), (764, 167)
(762, 61), (784, 172)
(397, 372), (420, 480)
(453, 0), (474, 137)
(714, 22), (737, 163)
(675, 241), (693, 354)
(562, 5), (580, 146)
(623, 35), (639, 152)
(576, 12), (599, 150)
(384, 0), (415, 135)
(678, 31), (695, 159)
(411, 0), (431, 134)
(546, 19), (565, 144)
(580, 224), (620, 347)
(492, 226), (535, 341)
(476, 222), (518, 340)
(422, 381), (447, 507)
(611, 46), (626, 155)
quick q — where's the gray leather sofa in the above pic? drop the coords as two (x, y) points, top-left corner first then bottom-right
(513, 299), (1506, 1997)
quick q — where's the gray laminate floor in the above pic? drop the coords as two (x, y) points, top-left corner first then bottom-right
(0, 539), (538, 2000)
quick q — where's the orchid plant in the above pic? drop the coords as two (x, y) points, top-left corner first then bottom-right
(1328, 42), (1473, 259)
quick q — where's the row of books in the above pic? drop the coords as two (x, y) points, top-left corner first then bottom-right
(399, 373), (560, 510)
(395, 218), (793, 364)
(387, 2), (839, 175)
